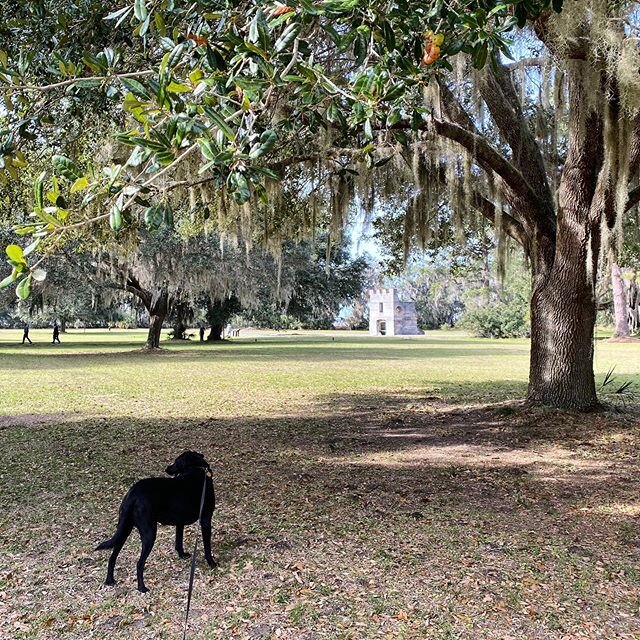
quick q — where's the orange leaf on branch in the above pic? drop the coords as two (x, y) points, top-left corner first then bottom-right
(273, 5), (295, 16)
(186, 32), (208, 46)
(422, 30), (444, 65)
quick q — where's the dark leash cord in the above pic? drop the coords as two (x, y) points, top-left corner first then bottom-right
(182, 466), (211, 640)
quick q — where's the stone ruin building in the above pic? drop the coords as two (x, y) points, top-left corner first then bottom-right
(368, 288), (423, 336)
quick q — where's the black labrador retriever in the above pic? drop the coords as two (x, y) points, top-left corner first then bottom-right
(96, 450), (217, 592)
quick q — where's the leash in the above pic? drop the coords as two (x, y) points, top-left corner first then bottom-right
(182, 467), (212, 640)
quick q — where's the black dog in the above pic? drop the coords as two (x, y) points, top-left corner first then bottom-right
(96, 451), (217, 592)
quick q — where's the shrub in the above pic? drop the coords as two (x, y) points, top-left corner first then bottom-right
(459, 298), (530, 338)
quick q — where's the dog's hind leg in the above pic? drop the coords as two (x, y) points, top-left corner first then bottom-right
(136, 522), (157, 593)
(104, 519), (134, 586)
(200, 518), (217, 568)
(175, 524), (191, 559)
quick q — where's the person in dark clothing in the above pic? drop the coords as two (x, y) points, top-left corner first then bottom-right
(199, 326), (205, 342)
(22, 323), (32, 344)
(52, 322), (61, 344)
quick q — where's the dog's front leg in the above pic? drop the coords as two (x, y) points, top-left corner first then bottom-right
(175, 524), (191, 559)
(200, 517), (217, 567)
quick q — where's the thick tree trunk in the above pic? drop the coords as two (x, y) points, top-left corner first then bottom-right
(59, 318), (67, 333)
(434, 43), (640, 409)
(144, 286), (169, 349)
(205, 295), (240, 341)
(207, 323), (223, 341)
(172, 321), (186, 340)
(528, 275), (598, 409)
(611, 262), (631, 338)
(528, 89), (597, 407)
(526, 59), (601, 411)
(146, 315), (164, 349)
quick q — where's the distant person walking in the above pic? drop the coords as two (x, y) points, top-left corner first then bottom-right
(52, 322), (61, 344)
(199, 326), (205, 342)
(22, 323), (32, 345)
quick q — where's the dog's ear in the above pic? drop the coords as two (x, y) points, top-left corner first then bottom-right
(185, 451), (207, 465)
(166, 452), (189, 475)
(167, 451), (208, 475)
(194, 451), (210, 468)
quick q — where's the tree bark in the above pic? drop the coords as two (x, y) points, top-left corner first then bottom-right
(527, 59), (600, 410)
(611, 261), (631, 338)
(528, 269), (598, 409)
(146, 314), (164, 349)
(205, 295), (241, 341)
(172, 321), (186, 340)
(207, 323), (223, 341)
(144, 285), (169, 349)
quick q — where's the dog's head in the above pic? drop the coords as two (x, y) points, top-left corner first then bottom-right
(165, 450), (210, 476)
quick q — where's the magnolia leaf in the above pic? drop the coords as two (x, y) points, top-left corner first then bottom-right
(189, 69), (204, 84)
(0, 273), (17, 289)
(166, 82), (192, 93)
(109, 206), (123, 231)
(33, 171), (46, 210)
(120, 77), (149, 99)
(202, 106), (235, 141)
(73, 78), (103, 88)
(144, 206), (164, 230)
(16, 275), (31, 300)
(134, 0), (147, 22)
(52, 155), (82, 180)
(31, 268), (47, 282)
(104, 6), (131, 23)
(6, 244), (24, 262)
(23, 238), (41, 256)
(70, 176), (90, 193)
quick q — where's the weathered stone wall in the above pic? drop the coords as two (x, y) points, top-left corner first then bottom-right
(368, 288), (397, 335)
(368, 289), (423, 336)
(394, 301), (423, 335)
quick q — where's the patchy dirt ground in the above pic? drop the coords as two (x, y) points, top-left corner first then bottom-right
(1, 395), (639, 640)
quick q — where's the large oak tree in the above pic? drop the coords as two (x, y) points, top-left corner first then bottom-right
(2, 0), (639, 408)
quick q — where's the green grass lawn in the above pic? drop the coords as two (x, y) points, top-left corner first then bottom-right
(1, 329), (639, 639)
(1, 327), (638, 418)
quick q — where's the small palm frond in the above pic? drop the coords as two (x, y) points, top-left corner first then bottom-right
(600, 366), (616, 390)
(615, 381), (634, 394)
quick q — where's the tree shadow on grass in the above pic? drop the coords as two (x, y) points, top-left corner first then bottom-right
(2, 399), (638, 538)
(313, 388), (640, 449)
(2, 403), (639, 638)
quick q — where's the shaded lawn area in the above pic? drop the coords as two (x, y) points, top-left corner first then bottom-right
(0, 330), (639, 639)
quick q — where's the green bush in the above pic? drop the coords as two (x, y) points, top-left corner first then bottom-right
(459, 298), (530, 338)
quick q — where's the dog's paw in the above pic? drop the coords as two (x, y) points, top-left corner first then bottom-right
(138, 585), (150, 594)
(206, 556), (218, 568)
(104, 578), (116, 587)
(178, 551), (191, 559)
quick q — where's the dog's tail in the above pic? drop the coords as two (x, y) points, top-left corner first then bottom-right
(95, 537), (116, 551)
(95, 504), (132, 551)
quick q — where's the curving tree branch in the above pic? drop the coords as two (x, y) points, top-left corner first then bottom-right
(431, 118), (542, 208)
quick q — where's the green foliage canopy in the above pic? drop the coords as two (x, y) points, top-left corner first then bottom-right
(0, 0), (561, 296)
